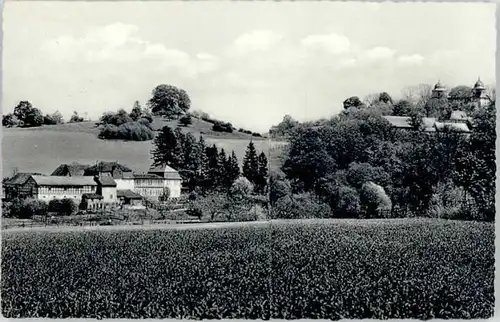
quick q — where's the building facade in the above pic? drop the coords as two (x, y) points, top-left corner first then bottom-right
(133, 174), (167, 201)
(148, 164), (183, 198)
(31, 175), (98, 203)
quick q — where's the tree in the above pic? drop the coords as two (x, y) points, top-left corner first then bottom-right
(448, 85), (473, 101)
(225, 151), (241, 187)
(392, 100), (414, 116)
(407, 108), (426, 131)
(230, 177), (254, 199)
(360, 181), (392, 218)
(343, 96), (365, 109)
(269, 170), (292, 205)
(269, 115), (299, 138)
(378, 92), (393, 104)
(217, 148), (228, 188)
(13, 101), (34, 123)
(424, 97), (450, 119)
(2, 114), (20, 127)
(242, 141), (259, 185)
(255, 152), (269, 194)
(148, 84), (191, 119)
(69, 111), (84, 123)
(151, 126), (182, 168)
(130, 101), (143, 121)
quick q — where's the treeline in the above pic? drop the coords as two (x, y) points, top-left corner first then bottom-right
(2, 197), (78, 219)
(2, 101), (85, 128)
(97, 101), (155, 141)
(270, 100), (495, 222)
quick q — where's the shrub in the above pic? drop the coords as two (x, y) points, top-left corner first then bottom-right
(9, 198), (47, 219)
(69, 111), (84, 123)
(179, 115), (193, 127)
(271, 193), (331, 219)
(99, 122), (154, 141)
(48, 198), (77, 216)
(2, 114), (20, 128)
(230, 177), (254, 199)
(185, 204), (203, 219)
(252, 132), (262, 137)
(212, 121), (234, 133)
(360, 181), (392, 218)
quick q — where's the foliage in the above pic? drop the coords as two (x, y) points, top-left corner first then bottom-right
(2, 114), (21, 128)
(8, 198), (48, 219)
(69, 111), (84, 123)
(242, 141), (259, 185)
(270, 193), (331, 219)
(392, 100), (414, 116)
(130, 101), (143, 121)
(343, 96), (365, 109)
(148, 84), (191, 120)
(212, 121), (233, 133)
(98, 122), (154, 141)
(179, 114), (193, 127)
(43, 111), (64, 125)
(269, 115), (300, 138)
(359, 181), (392, 218)
(48, 198), (77, 216)
(99, 109), (134, 127)
(230, 177), (254, 199)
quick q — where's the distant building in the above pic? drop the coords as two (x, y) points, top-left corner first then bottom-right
(433, 78), (491, 108)
(148, 164), (183, 198)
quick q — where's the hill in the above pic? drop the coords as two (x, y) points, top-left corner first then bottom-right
(2, 117), (287, 176)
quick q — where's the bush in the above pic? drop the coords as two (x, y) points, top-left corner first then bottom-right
(2, 114), (20, 128)
(9, 198), (47, 219)
(179, 115), (192, 127)
(48, 198), (77, 216)
(252, 132), (262, 137)
(271, 193), (331, 219)
(212, 121), (234, 133)
(230, 177), (254, 199)
(69, 112), (84, 123)
(360, 181), (392, 218)
(99, 121), (154, 141)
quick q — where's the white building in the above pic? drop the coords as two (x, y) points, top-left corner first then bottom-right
(95, 176), (118, 204)
(30, 175), (98, 203)
(148, 164), (183, 198)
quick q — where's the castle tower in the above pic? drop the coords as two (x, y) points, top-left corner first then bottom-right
(472, 77), (489, 108)
(431, 80), (446, 99)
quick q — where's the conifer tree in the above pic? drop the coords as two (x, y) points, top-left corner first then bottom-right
(205, 144), (220, 190)
(243, 141), (259, 185)
(151, 126), (181, 167)
(197, 136), (210, 193)
(226, 151), (241, 186)
(255, 151), (269, 193)
(217, 148), (228, 188)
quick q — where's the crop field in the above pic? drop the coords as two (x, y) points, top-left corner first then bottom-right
(2, 219), (494, 319)
(3, 127), (286, 175)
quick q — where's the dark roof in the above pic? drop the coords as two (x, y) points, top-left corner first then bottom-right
(82, 193), (103, 200)
(95, 176), (117, 187)
(117, 189), (143, 199)
(148, 164), (182, 180)
(85, 161), (133, 174)
(4, 173), (43, 185)
(51, 163), (89, 176)
(133, 173), (164, 180)
(32, 175), (97, 186)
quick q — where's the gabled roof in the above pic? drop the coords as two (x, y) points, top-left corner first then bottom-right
(32, 175), (97, 186)
(4, 173), (43, 185)
(51, 163), (89, 176)
(148, 164), (182, 180)
(117, 189), (143, 199)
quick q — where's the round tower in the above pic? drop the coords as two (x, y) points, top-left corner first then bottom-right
(472, 77), (489, 107)
(432, 80), (446, 99)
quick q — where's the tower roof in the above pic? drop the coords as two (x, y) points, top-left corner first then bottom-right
(474, 77), (485, 90)
(433, 80), (446, 91)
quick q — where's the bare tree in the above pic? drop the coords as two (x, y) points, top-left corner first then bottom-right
(363, 93), (379, 107)
(402, 84), (432, 107)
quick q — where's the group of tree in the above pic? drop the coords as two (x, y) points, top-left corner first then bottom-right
(98, 101), (154, 141)
(3, 197), (78, 219)
(2, 101), (72, 128)
(273, 96), (495, 221)
(151, 125), (241, 193)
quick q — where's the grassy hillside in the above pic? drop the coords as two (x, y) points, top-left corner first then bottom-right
(2, 117), (287, 176)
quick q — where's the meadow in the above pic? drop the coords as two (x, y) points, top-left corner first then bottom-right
(2, 120), (286, 175)
(1, 219), (494, 319)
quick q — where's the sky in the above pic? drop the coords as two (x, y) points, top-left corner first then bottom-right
(2, 2), (496, 132)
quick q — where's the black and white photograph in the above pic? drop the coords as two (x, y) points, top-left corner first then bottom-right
(1, 1), (496, 320)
